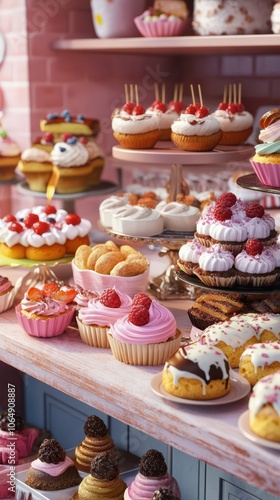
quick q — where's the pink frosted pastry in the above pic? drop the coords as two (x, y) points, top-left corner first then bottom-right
(108, 295), (181, 365)
(16, 282), (77, 338)
(77, 287), (132, 348)
(25, 438), (81, 491)
(124, 449), (181, 500)
(0, 411), (39, 463)
(0, 275), (16, 313)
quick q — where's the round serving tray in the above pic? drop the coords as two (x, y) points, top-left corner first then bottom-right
(112, 143), (254, 165)
(16, 179), (119, 199)
(99, 222), (194, 250)
(175, 270), (280, 296)
(236, 173), (280, 195)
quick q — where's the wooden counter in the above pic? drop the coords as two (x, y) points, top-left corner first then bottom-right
(0, 299), (279, 497)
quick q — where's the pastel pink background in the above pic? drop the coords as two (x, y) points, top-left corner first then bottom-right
(0, 0), (279, 220)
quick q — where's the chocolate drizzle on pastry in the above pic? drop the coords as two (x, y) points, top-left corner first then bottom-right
(84, 415), (109, 438)
(140, 449), (168, 477)
(38, 438), (66, 464)
(90, 451), (119, 480)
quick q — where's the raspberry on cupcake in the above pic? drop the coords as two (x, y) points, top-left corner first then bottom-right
(77, 287), (132, 348)
(209, 196), (247, 256)
(244, 202), (278, 247)
(234, 239), (278, 287)
(108, 295), (181, 366)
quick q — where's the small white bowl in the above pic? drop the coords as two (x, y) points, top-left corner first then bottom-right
(72, 262), (150, 298)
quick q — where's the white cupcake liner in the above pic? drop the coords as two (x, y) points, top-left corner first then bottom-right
(107, 330), (182, 366)
(76, 317), (110, 348)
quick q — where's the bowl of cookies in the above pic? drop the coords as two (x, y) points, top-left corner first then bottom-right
(72, 240), (150, 297)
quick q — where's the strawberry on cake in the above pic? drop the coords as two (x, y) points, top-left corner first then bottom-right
(112, 102), (160, 149)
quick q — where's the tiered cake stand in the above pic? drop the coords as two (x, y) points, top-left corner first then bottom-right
(111, 143), (254, 299)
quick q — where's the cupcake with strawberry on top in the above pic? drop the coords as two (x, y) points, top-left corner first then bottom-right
(77, 287), (132, 348)
(234, 238), (278, 287)
(16, 281), (77, 337)
(108, 293), (181, 365)
(112, 85), (160, 149)
(146, 83), (183, 141)
(171, 84), (222, 151)
(213, 84), (253, 145)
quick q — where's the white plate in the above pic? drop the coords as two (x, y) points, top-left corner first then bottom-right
(15, 468), (137, 500)
(238, 410), (280, 450)
(150, 371), (251, 406)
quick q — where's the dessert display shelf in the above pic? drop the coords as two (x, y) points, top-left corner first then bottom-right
(236, 173), (280, 195)
(0, 307), (279, 497)
(111, 144), (254, 300)
(16, 179), (120, 213)
(176, 270), (280, 297)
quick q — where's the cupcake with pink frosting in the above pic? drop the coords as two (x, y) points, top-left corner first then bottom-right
(177, 239), (205, 275)
(0, 274), (16, 313)
(234, 238), (278, 287)
(193, 244), (236, 288)
(124, 449), (181, 500)
(16, 282), (77, 338)
(25, 438), (81, 491)
(77, 287), (132, 348)
(108, 294), (181, 366)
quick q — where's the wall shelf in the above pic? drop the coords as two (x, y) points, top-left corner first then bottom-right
(52, 34), (280, 56)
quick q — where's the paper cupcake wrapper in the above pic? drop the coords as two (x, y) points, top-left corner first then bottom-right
(15, 305), (75, 338)
(0, 287), (17, 314)
(77, 317), (110, 348)
(235, 273), (278, 288)
(134, 16), (188, 37)
(107, 330), (182, 366)
(177, 260), (197, 276)
(193, 271), (237, 289)
(249, 158), (280, 188)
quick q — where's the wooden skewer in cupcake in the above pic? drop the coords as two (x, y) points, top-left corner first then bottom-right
(213, 82), (253, 145)
(171, 83), (223, 151)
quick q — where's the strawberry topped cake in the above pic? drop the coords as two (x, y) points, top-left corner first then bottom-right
(213, 84), (253, 145)
(0, 205), (91, 261)
(112, 91), (160, 149)
(171, 99), (222, 151)
(108, 293), (181, 365)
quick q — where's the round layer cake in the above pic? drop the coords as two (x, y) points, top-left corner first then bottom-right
(162, 342), (231, 400)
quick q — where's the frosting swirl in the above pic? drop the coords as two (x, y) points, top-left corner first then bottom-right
(51, 140), (89, 167)
(234, 247), (276, 274)
(198, 244), (234, 272)
(109, 300), (176, 345)
(78, 288), (132, 327)
(171, 113), (221, 136)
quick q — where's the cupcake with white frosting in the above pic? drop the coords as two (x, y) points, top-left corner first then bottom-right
(112, 104), (160, 149)
(177, 239), (205, 275)
(50, 135), (92, 193)
(234, 239), (278, 287)
(193, 244), (236, 288)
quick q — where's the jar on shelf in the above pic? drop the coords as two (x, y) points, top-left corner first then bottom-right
(90, 0), (147, 38)
(192, 0), (274, 36)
